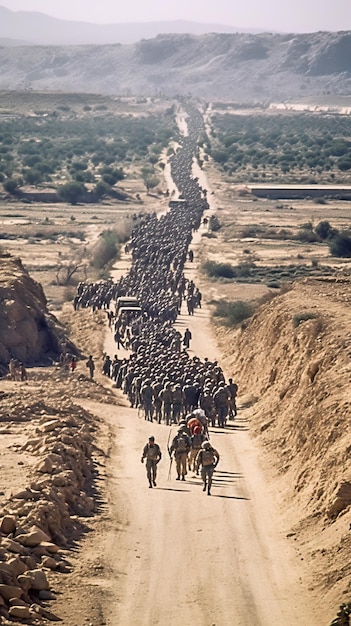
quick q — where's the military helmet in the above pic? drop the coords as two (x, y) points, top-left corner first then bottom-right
(201, 441), (211, 449)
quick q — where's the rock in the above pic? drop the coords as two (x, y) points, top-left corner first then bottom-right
(8, 557), (28, 576)
(0, 583), (24, 601)
(41, 556), (58, 570)
(1, 538), (28, 555)
(9, 605), (31, 619)
(17, 575), (32, 593)
(31, 602), (62, 621)
(40, 542), (60, 554)
(327, 481), (351, 518)
(0, 515), (16, 535)
(12, 489), (34, 500)
(1, 557), (28, 577)
(16, 526), (51, 547)
(37, 457), (54, 474)
(40, 420), (60, 433)
(9, 597), (28, 606)
(22, 556), (38, 570)
(26, 568), (50, 591)
(38, 589), (56, 600)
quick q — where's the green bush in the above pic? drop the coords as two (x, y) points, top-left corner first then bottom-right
(57, 181), (86, 205)
(329, 232), (351, 257)
(315, 220), (334, 240)
(213, 300), (254, 327)
(203, 260), (237, 279)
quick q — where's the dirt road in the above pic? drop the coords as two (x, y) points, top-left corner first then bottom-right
(94, 304), (319, 626)
(94, 135), (321, 625)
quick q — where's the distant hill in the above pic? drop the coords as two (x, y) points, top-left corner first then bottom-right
(0, 31), (351, 101)
(0, 5), (262, 46)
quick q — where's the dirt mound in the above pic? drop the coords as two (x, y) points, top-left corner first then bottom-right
(218, 275), (351, 608)
(0, 253), (75, 375)
(0, 358), (121, 624)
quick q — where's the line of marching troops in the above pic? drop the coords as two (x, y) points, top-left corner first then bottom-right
(141, 410), (220, 495)
(74, 101), (238, 428)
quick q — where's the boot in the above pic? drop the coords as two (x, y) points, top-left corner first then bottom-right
(176, 476), (180, 480)
(149, 481), (153, 488)
(153, 480), (157, 486)
(181, 476), (185, 481)
(203, 483), (207, 492)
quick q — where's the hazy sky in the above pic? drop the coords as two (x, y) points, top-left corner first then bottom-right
(1, 0), (350, 32)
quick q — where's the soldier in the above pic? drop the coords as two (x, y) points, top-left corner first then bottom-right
(213, 381), (230, 428)
(227, 378), (238, 419)
(86, 355), (95, 380)
(141, 436), (162, 488)
(161, 382), (173, 425)
(140, 379), (154, 421)
(171, 383), (184, 424)
(169, 427), (191, 481)
(196, 441), (220, 496)
(183, 328), (192, 349)
(188, 425), (207, 473)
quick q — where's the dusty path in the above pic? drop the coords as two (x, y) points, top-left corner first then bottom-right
(96, 138), (320, 624)
(95, 319), (319, 626)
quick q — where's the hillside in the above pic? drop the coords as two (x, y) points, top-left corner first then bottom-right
(1, 31), (351, 100)
(0, 5), (258, 46)
(0, 253), (75, 375)
(217, 276), (351, 608)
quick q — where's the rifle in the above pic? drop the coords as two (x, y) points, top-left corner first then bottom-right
(167, 427), (172, 481)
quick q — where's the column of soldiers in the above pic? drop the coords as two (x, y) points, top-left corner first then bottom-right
(73, 101), (238, 431)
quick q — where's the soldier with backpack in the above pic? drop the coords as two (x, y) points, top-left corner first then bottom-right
(141, 436), (162, 488)
(169, 428), (191, 481)
(188, 425), (207, 473)
(196, 441), (220, 496)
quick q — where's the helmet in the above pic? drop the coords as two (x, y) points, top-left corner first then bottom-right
(193, 426), (202, 434)
(201, 441), (211, 449)
(149, 436), (155, 441)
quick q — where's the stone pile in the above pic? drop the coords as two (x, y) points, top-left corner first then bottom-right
(0, 397), (99, 623)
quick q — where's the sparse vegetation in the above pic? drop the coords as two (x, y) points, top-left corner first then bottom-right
(292, 312), (320, 327)
(212, 299), (254, 326)
(209, 112), (351, 184)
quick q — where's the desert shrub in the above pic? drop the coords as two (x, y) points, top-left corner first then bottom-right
(209, 215), (221, 232)
(292, 312), (319, 328)
(329, 232), (351, 257)
(213, 300), (254, 326)
(266, 280), (281, 289)
(203, 260), (236, 279)
(315, 220), (334, 240)
(90, 229), (120, 269)
(3, 177), (21, 193)
(312, 196), (328, 204)
(295, 229), (319, 243)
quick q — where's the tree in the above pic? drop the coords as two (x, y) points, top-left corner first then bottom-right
(3, 177), (21, 194)
(22, 168), (43, 186)
(57, 181), (86, 205)
(94, 181), (111, 201)
(141, 166), (160, 194)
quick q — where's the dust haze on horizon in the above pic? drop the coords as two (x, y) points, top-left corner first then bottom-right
(1, 0), (351, 33)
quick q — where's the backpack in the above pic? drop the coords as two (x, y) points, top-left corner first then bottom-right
(192, 433), (203, 449)
(175, 434), (188, 452)
(202, 448), (215, 466)
(172, 388), (183, 403)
